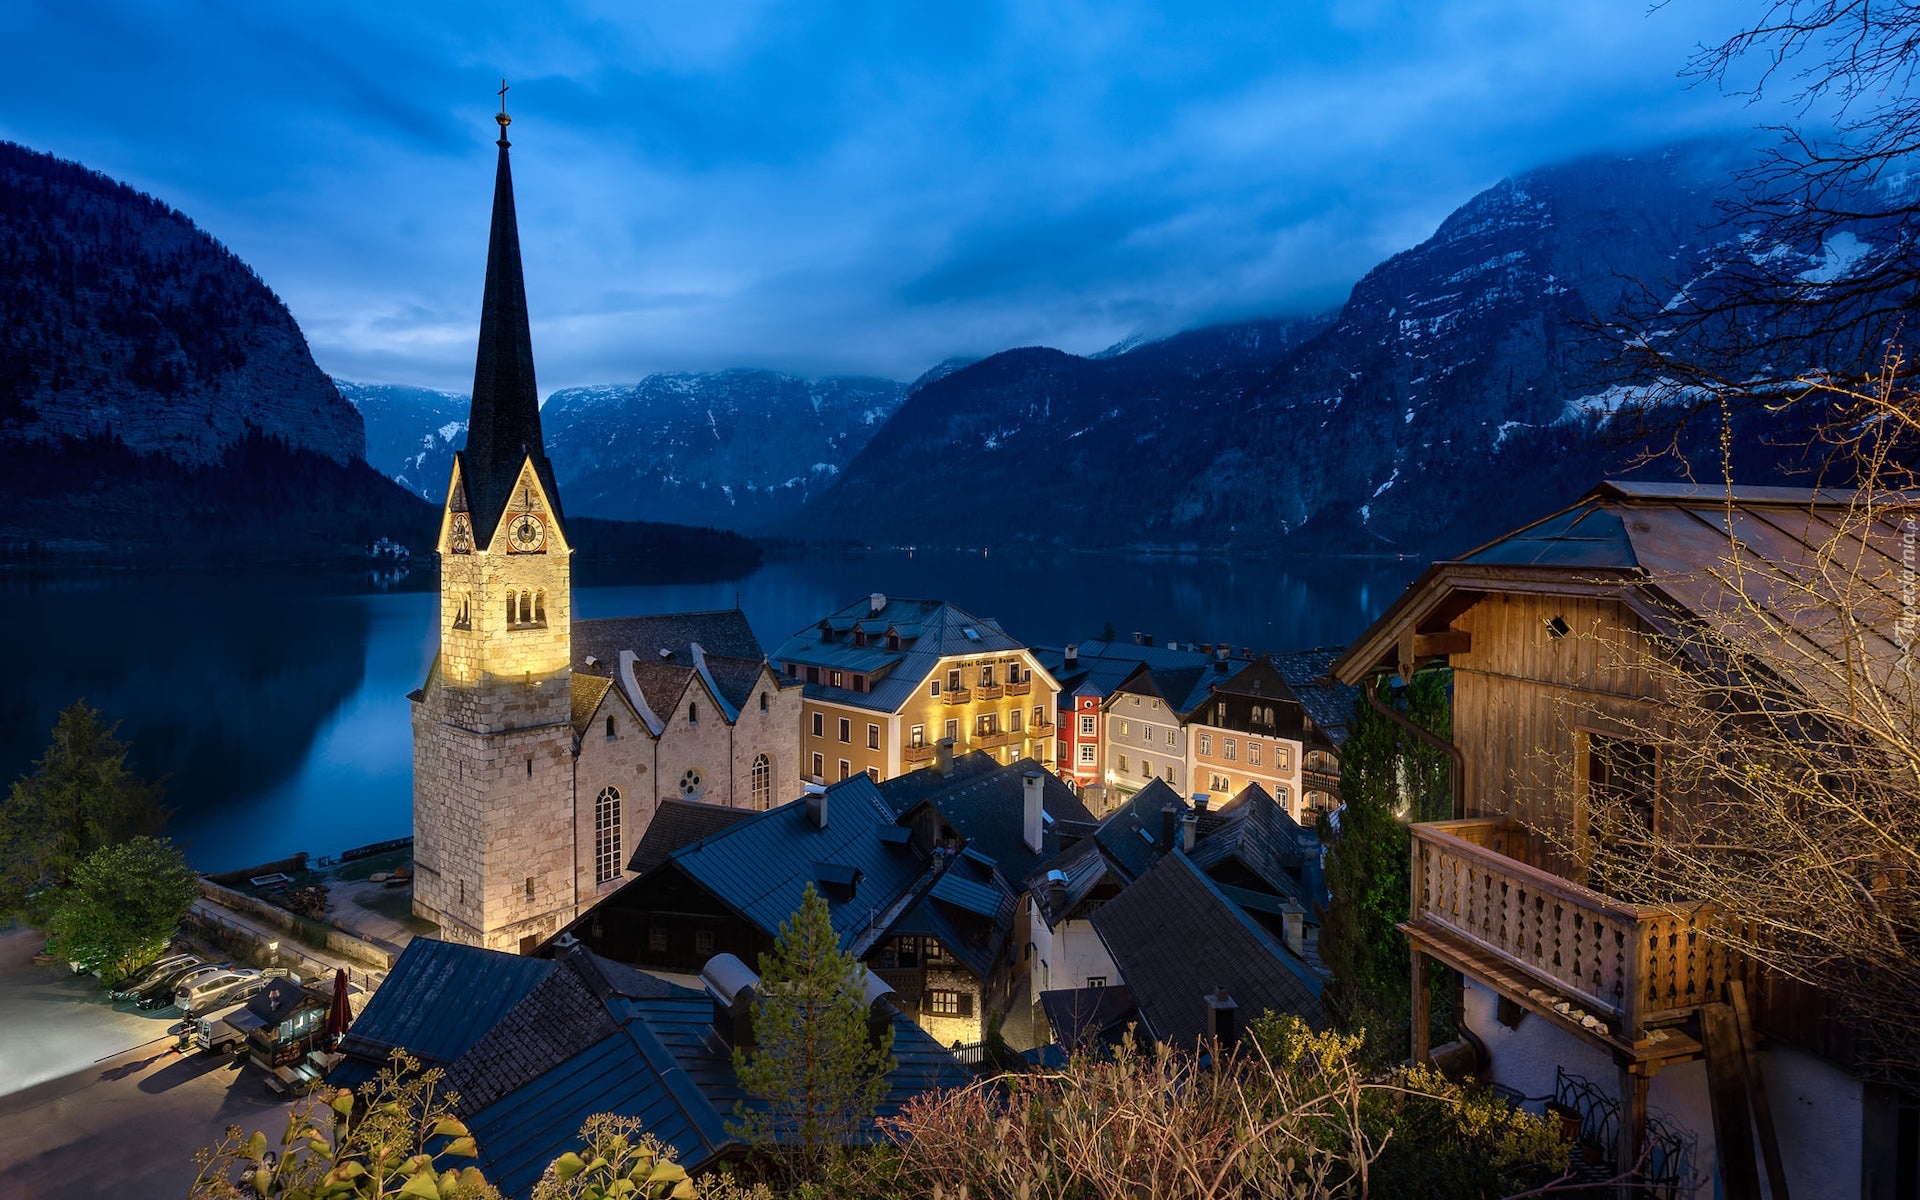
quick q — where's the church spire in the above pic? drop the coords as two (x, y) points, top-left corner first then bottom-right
(462, 80), (564, 541)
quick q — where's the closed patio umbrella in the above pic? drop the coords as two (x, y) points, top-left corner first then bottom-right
(324, 968), (353, 1047)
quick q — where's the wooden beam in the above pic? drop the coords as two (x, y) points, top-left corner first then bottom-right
(1410, 948), (1432, 1065)
(1412, 630), (1472, 658)
(1728, 981), (1789, 1200)
(1702, 1002), (1762, 1200)
(1616, 1065), (1650, 1200)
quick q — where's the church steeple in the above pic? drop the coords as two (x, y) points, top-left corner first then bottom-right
(461, 81), (564, 543)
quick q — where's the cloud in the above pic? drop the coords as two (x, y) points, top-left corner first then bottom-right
(0, 0), (1772, 390)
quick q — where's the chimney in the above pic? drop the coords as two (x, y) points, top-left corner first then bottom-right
(702, 954), (759, 1050)
(1063, 643), (1079, 668)
(1281, 900), (1306, 957)
(1142, 633), (1155, 648)
(1044, 868), (1069, 923)
(1160, 804), (1180, 850)
(805, 782), (829, 829)
(1193, 793), (1211, 816)
(1205, 987), (1239, 1049)
(870, 592), (886, 616)
(1180, 811), (1197, 853)
(936, 737), (955, 776)
(1133, 632), (1145, 646)
(1241, 647), (1254, 661)
(1201, 643), (1214, 655)
(1023, 770), (1046, 854)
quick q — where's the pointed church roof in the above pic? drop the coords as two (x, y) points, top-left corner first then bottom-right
(459, 102), (566, 543)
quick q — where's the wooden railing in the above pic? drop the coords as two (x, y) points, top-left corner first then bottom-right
(944, 687), (973, 706)
(902, 743), (936, 765)
(1410, 819), (1742, 1042)
(975, 683), (1005, 700)
(1005, 680), (1032, 696)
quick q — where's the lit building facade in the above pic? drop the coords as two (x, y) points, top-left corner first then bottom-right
(1184, 657), (1308, 819)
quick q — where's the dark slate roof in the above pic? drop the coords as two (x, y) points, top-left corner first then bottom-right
(1027, 833), (1129, 926)
(570, 674), (615, 736)
(1090, 851), (1322, 1045)
(1091, 778), (1186, 881)
(1041, 985), (1138, 1050)
(465, 995), (969, 1195)
(246, 977), (317, 1026)
(669, 775), (928, 948)
(448, 956), (622, 1113)
(460, 133), (565, 545)
(1270, 648), (1357, 746)
(897, 758), (1096, 883)
(771, 597), (1033, 714)
(573, 611), (770, 718)
(626, 798), (758, 876)
(330, 939), (553, 1089)
(872, 751), (1002, 815)
(1186, 783), (1315, 904)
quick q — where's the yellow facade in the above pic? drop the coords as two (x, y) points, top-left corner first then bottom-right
(1188, 723), (1304, 819)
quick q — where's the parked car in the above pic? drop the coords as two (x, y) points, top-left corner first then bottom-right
(195, 1000), (266, 1054)
(176, 968), (266, 1017)
(109, 953), (200, 1001)
(136, 963), (228, 1010)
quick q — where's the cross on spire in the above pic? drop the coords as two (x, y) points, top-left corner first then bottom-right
(497, 78), (509, 113)
(495, 78), (512, 146)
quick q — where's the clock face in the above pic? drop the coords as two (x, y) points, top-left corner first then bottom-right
(508, 512), (546, 553)
(448, 513), (473, 554)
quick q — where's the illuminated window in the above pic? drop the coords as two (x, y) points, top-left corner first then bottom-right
(1224, 738), (1237, 762)
(910, 724), (926, 748)
(831, 671), (843, 688)
(1165, 765), (1176, 783)
(1120, 721), (1130, 737)
(947, 668), (962, 691)
(927, 989), (971, 1016)
(1034, 706), (1045, 729)
(980, 664), (996, 687)
(594, 786), (621, 883)
(1197, 733), (1212, 756)
(1010, 709), (1024, 732)
(1248, 742), (1262, 766)
(751, 754), (773, 810)
(452, 594), (471, 630)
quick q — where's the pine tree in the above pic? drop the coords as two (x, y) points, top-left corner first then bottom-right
(0, 700), (166, 920)
(729, 883), (894, 1181)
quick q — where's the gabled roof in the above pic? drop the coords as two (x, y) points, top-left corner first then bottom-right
(626, 798), (758, 877)
(1332, 481), (1915, 710)
(872, 750), (1002, 815)
(772, 597), (1037, 714)
(890, 757), (1096, 883)
(668, 775), (927, 949)
(1040, 985), (1138, 1051)
(1027, 833), (1130, 927)
(331, 939), (554, 1088)
(245, 976), (319, 1027)
(1270, 648), (1357, 747)
(570, 674), (615, 736)
(1186, 783), (1316, 905)
(1090, 851), (1322, 1044)
(1091, 778), (1186, 881)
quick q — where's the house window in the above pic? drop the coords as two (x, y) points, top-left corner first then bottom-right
(1141, 759), (1152, 778)
(1010, 709), (1024, 732)
(927, 990), (971, 1017)
(910, 724), (926, 748)
(594, 786), (621, 884)
(1216, 702), (1226, 723)
(1034, 706), (1045, 729)
(867, 766), (881, 782)
(977, 713), (998, 736)
(1589, 734), (1658, 830)
(1118, 754), (1129, 772)
(648, 928), (668, 953)
(1211, 774), (1230, 792)
(1079, 715), (1096, 736)
(1166, 729), (1176, 748)
(1224, 738), (1237, 762)
(853, 629), (867, 647)
(944, 718), (958, 742)
(1079, 744), (1097, 764)
(811, 752), (824, 780)
(831, 671), (844, 689)
(838, 759), (851, 781)
(1120, 721), (1131, 737)
(1198, 733), (1212, 756)
(812, 711), (825, 737)
(947, 668), (962, 691)
(1165, 765), (1176, 783)
(930, 680), (941, 697)
(751, 754), (773, 810)
(839, 717), (852, 743)
(1276, 746), (1291, 771)
(694, 930), (715, 957)
(980, 664), (996, 687)
(888, 633), (901, 650)
(787, 663), (798, 678)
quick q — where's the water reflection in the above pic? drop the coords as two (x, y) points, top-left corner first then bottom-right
(0, 550), (1421, 872)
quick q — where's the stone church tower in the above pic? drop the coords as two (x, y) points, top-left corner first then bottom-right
(411, 99), (577, 952)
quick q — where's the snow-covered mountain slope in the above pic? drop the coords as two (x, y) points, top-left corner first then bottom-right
(335, 381), (468, 501)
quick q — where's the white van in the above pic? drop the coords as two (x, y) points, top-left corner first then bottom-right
(175, 968), (265, 1016)
(196, 1000), (266, 1053)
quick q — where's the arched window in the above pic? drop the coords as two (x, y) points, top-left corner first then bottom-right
(688, 702), (698, 724)
(534, 590), (546, 624)
(594, 786), (622, 884)
(605, 715), (616, 739)
(520, 591), (532, 624)
(751, 754), (773, 810)
(507, 595), (517, 625)
(759, 692), (769, 712)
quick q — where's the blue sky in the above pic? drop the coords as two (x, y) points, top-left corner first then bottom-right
(0, 1), (1768, 391)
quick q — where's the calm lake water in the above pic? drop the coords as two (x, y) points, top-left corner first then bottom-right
(0, 548), (1423, 873)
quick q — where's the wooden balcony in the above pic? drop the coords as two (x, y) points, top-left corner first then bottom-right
(975, 683), (1005, 700)
(1405, 818), (1740, 1063)
(975, 728), (1017, 749)
(902, 742), (937, 766)
(1005, 680), (1032, 696)
(943, 687), (973, 706)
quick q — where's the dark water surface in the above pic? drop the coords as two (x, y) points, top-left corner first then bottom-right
(1, 549), (1423, 872)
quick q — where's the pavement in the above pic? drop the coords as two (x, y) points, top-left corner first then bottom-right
(0, 929), (299, 1200)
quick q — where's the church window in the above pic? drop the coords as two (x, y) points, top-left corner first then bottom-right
(605, 715), (616, 739)
(534, 590), (546, 624)
(594, 786), (622, 884)
(679, 768), (705, 800)
(452, 594), (471, 631)
(526, 758), (533, 779)
(759, 692), (769, 712)
(751, 755), (773, 810)
(688, 702), (698, 724)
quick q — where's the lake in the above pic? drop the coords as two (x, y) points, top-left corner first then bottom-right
(0, 548), (1424, 873)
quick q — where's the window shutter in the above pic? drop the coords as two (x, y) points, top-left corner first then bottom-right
(958, 992), (974, 1017)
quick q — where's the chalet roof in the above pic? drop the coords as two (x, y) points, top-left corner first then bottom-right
(1270, 648), (1357, 746)
(1333, 481), (1916, 709)
(1089, 851), (1323, 1044)
(458, 130), (565, 545)
(1187, 783), (1316, 905)
(772, 597), (1038, 714)
(625, 798), (758, 877)
(1091, 778), (1186, 881)
(331, 939), (553, 1089)
(1026, 833), (1129, 927)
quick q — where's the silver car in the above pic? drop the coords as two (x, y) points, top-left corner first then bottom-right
(175, 968), (265, 1016)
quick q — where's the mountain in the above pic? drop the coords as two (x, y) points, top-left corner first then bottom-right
(540, 371), (908, 531)
(350, 369), (911, 529)
(0, 141), (363, 466)
(800, 142), (1805, 555)
(336, 380), (469, 501)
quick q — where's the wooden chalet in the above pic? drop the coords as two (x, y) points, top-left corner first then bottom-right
(1333, 481), (1912, 1198)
